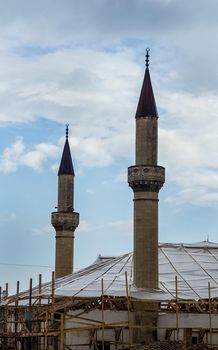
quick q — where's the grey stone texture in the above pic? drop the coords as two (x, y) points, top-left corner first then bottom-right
(128, 165), (165, 192)
(52, 174), (79, 279)
(128, 117), (165, 289)
(58, 175), (74, 211)
(133, 191), (159, 289)
(136, 117), (158, 165)
(128, 112), (165, 344)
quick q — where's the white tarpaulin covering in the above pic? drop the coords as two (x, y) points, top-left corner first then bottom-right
(6, 242), (218, 303)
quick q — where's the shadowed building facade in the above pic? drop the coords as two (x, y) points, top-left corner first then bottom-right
(52, 126), (79, 279)
(128, 50), (165, 343)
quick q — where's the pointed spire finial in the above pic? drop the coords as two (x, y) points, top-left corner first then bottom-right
(66, 124), (69, 139)
(135, 48), (158, 118)
(58, 124), (74, 176)
(145, 48), (150, 68)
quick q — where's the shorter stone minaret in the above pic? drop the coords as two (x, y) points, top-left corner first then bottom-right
(52, 125), (79, 279)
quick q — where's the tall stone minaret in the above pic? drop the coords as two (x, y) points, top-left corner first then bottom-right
(52, 125), (79, 279)
(128, 50), (165, 342)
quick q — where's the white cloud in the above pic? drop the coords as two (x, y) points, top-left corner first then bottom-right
(0, 1), (217, 209)
(114, 171), (127, 183)
(32, 224), (53, 236)
(77, 219), (132, 236)
(158, 91), (218, 206)
(0, 137), (58, 173)
(0, 137), (24, 172)
(0, 47), (139, 126)
(77, 220), (92, 233)
(166, 187), (218, 207)
(1, 47), (218, 207)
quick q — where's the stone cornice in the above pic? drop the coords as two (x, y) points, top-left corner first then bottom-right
(128, 165), (165, 192)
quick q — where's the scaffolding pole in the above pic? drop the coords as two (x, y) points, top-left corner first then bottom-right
(101, 278), (105, 350)
(175, 275), (179, 341)
(208, 281), (212, 348)
(125, 271), (131, 347)
(60, 313), (65, 350)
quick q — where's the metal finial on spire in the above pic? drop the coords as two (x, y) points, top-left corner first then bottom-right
(145, 48), (150, 68)
(66, 124), (69, 139)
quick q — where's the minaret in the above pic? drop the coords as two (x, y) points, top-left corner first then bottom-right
(128, 50), (165, 342)
(52, 125), (79, 279)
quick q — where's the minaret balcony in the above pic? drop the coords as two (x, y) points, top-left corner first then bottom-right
(128, 165), (165, 192)
(51, 211), (79, 231)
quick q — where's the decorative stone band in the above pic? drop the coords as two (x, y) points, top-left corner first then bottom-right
(51, 211), (79, 231)
(128, 165), (165, 192)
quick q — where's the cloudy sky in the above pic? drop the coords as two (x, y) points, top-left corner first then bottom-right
(1, 0), (218, 292)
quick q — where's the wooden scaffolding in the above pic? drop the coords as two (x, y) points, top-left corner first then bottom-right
(0, 273), (218, 349)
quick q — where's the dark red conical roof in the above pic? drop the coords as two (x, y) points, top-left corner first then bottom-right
(135, 67), (158, 118)
(58, 138), (75, 176)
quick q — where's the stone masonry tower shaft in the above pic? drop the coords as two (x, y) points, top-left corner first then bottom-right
(52, 126), (79, 279)
(128, 51), (165, 289)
